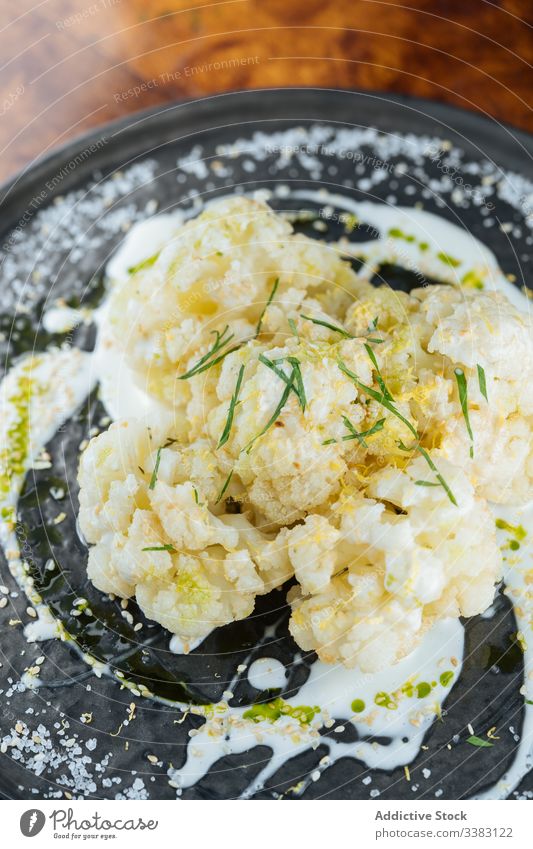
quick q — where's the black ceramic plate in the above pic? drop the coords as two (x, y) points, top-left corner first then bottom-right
(1, 89), (532, 801)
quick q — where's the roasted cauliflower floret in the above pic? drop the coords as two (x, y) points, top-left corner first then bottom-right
(205, 337), (376, 524)
(288, 457), (500, 671)
(413, 285), (533, 503)
(107, 196), (364, 405)
(78, 418), (292, 640)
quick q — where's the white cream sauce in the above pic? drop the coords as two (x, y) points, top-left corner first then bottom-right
(1, 192), (532, 799)
(0, 348), (96, 643)
(248, 657), (287, 691)
(168, 618), (464, 797)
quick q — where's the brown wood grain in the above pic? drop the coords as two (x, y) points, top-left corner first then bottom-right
(0, 0), (531, 181)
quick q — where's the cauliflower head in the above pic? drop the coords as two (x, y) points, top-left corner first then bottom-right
(77, 198), (533, 669)
(106, 196), (364, 406)
(288, 457), (500, 671)
(78, 419), (292, 640)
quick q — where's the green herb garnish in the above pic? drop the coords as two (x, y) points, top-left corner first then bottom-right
(323, 417), (385, 446)
(149, 446), (163, 490)
(364, 343), (393, 401)
(288, 317), (299, 338)
(466, 735), (493, 748)
(258, 354), (305, 411)
(454, 367), (474, 458)
(148, 438), (176, 490)
(300, 314), (353, 339)
(338, 360), (418, 439)
(215, 470), (234, 504)
(398, 439), (458, 507)
(336, 363), (457, 502)
(218, 364), (245, 449)
(287, 357), (306, 412)
(477, 363), (488, 401)
(245, 366), (296, 452)
(178, 326), (241, 380)
(127, 253), (159, 275)
(142, 544), (177, 553)
(366, 317), (384, 343)
(256, 277), (279, 337)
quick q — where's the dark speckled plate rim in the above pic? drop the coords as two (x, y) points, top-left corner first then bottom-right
(1, 87), (533, 231)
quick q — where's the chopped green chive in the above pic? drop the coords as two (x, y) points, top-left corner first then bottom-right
(477, 363), (488, 401)
(398, 439), (457, 506)
(245, 367), (296, 453)
(288, 317), (299, 338)
(300, 313), (353, 339)
(342, 416), (385, 448)
(256, 277), (279, 337)
(148, 438), (176, 490)
(287, 357), (306, 412)
(218, 364), (245, 449)
(466, 735), (493, 748)
(454, 368), (474, 458)
(366, 318), (384, 343)
(364, 343), (394, 401)
(178, 326), (241, 380)
(142, 544), (177, 553)
(338, 360), (418, 440)
(149, 446), (163, 490)
(127, 253), (159, 275)
(415, 480), (441, 487)
(337, 361), (455, 501)
(193, 486), (200, 504)
(323, 417), (385, 447)
(215, 469), (234, 504)
(258, 354), (305, 411)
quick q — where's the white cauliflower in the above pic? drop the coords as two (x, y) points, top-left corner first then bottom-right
(204, 336), (379, 524)
(288, 457), (501, 671)
(107, 195), (364, 405)
(78, 418), (292, 640)
(78, 199), (533, 669)
(414, 285), (533, 503)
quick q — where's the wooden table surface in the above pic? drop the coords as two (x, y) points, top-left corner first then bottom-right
(0, 0), (531, 182)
